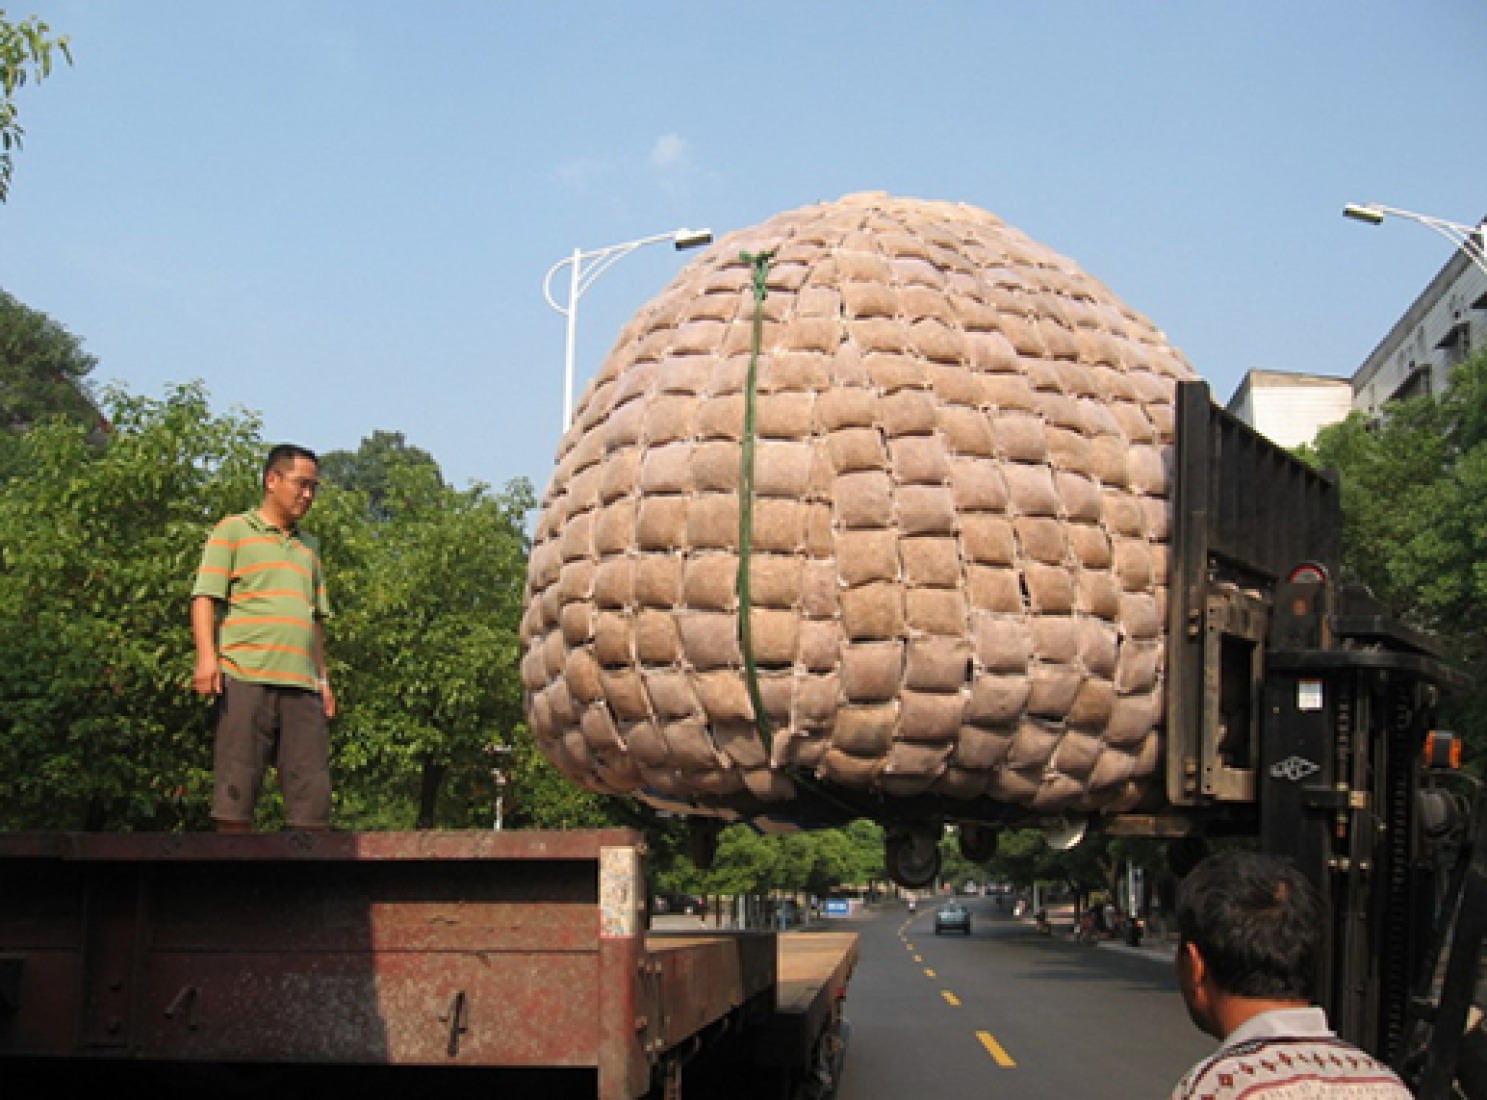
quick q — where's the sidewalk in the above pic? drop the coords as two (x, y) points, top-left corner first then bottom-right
(1099, 933), (1178, 965)
(1022, 904), (1177, 965)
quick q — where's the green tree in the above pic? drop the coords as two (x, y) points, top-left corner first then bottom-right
(657, 820), (885, 901)
(323, 444), (538, 829)
(321, 429), (440, 520)
(1307, 350), (1487, 755)
(0, 10), (72, 201)
(0, 382), (262, 829)
(0, 290), (101, 479)
(938, 830), (986, 891)
(840, 818), (886, 886)
(979, 825), (1113, 903)
(703, 827), (780, 896)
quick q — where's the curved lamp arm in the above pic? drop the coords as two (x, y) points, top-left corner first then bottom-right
(1344, 202), (1487, 280)
(543, 227), (713, 429)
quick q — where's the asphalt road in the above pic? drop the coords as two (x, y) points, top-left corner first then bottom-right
(832, 898), (1215, 1099)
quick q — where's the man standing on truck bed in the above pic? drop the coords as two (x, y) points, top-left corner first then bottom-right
(1169, 850), (1410, 1098)
(191, 443), (335, 833)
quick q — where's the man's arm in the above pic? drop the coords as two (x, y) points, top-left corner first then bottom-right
(314, 621), (336, 719)
(191, 595), (223, 696)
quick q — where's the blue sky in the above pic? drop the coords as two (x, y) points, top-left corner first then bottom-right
(4, 1), (1485, 498)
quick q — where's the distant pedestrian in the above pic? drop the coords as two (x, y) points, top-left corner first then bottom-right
(1126, 914), (1144, 947)
(1169, 850), (1410, 1098)
(1077, 909), (1096, 943)
(191, 444), (334, 832)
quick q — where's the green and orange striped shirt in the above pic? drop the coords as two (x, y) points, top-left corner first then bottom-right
(191, 511), (331, 691)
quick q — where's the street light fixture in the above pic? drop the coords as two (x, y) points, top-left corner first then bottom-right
(543, 227), (714, 430)
(1342, 202), (1487, 279)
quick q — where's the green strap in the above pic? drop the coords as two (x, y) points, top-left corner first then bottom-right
(737, 250), (776, 748)
(734, 249), (868, 814)
(731, 253), (876, 816)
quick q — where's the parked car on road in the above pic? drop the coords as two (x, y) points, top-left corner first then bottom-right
(934, 901), (971, 935)
(652, 893), (706, 916)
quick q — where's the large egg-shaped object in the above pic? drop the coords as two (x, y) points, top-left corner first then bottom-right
(521, 192), (1195, 825)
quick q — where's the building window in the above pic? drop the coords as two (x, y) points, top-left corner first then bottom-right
(1389, 362), (1432, 403)
(1438, 321), (1470, 369)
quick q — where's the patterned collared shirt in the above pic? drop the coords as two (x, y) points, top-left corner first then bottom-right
(1171, 1007), (1411, 1099)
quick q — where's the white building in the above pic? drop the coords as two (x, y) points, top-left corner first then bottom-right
(1226, 370), (1354, 450)
(1352, 229), (1487, 417)
(1230, 213), (1486, 446)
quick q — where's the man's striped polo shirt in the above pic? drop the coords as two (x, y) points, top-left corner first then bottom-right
(192, 510), (331, 690)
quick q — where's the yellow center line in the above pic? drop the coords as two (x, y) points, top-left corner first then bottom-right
(924, 967), (936, 978)
(941, 990), (960, 1006)
(912, 955), (923, 964)
(977, 1030), (1017, 1068)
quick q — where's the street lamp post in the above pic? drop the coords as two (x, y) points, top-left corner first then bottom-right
(543, 227), (713, 430)
(1342, 202), (1487, 280)
(489, 744), (513, 831)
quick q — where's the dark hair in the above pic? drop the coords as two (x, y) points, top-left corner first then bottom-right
(1175, 850), (1323, 1002)
(263, 443), (318, 488)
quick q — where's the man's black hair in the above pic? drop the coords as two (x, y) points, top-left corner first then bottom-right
(1175, 850), (1323, 1002)
(263, 443), (319, 488)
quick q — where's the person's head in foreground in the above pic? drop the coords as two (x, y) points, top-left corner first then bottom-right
(1174, 849), (1322, 1040)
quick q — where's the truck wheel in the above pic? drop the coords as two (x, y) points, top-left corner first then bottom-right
(689, 819), (722, 870)
(958, 823), (999, 863)
(885, 828), (942, 890)
(789, 1014), (850, 1100)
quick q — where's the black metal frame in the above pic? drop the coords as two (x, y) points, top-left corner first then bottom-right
(1160, 381), (1474, 1087)
(1262, 579), (1457, 1060)
(1164, 380), (1342, 813)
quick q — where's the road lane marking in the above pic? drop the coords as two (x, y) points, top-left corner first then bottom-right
(977, 1030), (1017, 1068)
(924, 967), (936, 977)
(941, 990), (960, 1006)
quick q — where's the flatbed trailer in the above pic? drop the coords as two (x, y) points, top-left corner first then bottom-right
(0, 828), (858, 1099)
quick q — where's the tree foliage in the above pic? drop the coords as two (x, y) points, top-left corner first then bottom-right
(975, 827), (1102, 893)
(310, 429), (629, 831)
(0, 10), (71, 201)
(1305, 350), (1487, 755)
(321, 430), (440, 521)
(656, 820), (884, 899)
(0, 382), (260, 829)
(0, 289), (100, 478)
(320, 442), (539, 829)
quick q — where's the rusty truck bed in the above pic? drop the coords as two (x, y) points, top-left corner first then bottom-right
(0, 830), (857, 1099)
